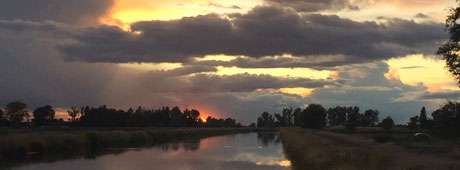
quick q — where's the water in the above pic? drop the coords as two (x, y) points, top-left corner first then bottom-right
(12, 132), (291, 170)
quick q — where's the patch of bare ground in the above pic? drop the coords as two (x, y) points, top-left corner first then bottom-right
(280, 128), (460, 170)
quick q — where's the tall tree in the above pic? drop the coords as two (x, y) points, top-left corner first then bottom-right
(282, 107), (294, 127)
(431, 102), (460, 137)
(257, 112), (275, 128)
(381, 117), (395, 131)
(345, 106), (361, 130)
(67, 106), (80, 122)
(293, 108), (304, 127)
(5, 101), (29, 125)
(303, 104), (327, 129)
(362, 109), (379, 127)
(33, 105), (55, 126)
(438, 2), (460, 84)
(419, 106), (428, 129)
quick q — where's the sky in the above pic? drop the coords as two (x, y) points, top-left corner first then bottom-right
(0, 0), (459, 123)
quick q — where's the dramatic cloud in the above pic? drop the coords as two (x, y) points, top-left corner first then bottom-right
(0, 0), (454, 124)
(265, 0), (357, 12)
(0, 23), (118, 108)
(190, 55), (358, 69)
(309, 62), (428, 122)
(420, 91), (460, 100)
(0, 0), (114, 25)
(62, 6), (446, 67)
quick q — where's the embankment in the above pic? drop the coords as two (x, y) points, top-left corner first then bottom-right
(280, 128), (460, 170)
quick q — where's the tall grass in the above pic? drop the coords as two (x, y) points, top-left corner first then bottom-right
(280, 128), (460, 170)
(280, 128), (394, 170)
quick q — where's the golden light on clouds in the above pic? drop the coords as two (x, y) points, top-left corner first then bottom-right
(214, 66), (333, 79)
(336, 0), (455, 22)
(103, 0), (263, 28)
(386, 54), (458, 92)
(119, 63), (183, 71)
(279, 87), (314, 97)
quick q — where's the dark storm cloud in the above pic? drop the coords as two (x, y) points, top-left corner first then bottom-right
(0, 0), (114, 25)
(184, 74), (339, 92)
(189, 55), (361, 69)
(265, 0), (358, 12)
(61, 6), (446, 66)
(0, 24), (118, 108)
(137, 72), (339, 93)
(420, 91), (460, 100)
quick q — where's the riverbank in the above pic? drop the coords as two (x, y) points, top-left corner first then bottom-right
(280, 128), (460, 170)
(0, 128), (267, 167)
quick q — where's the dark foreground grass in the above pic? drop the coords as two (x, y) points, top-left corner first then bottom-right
(0, 128), (260, 168)
(280, 128), (460, 170)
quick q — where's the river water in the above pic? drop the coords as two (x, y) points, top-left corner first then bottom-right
(12, 132), (291, 170)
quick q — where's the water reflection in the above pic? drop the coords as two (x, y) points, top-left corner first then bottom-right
(12, 133), (291, 170)
(257, 132), (281, 147)
(159, 139), (201, 152)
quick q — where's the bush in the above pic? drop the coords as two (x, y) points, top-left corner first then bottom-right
(373, 134), (394, 143)
(29, 141), (45, 155)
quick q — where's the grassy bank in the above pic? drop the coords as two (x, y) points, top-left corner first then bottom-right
(280, 128), (460, 170)
(0, 128), (262, 167)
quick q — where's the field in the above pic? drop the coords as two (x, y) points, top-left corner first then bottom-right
(280, 128), (460, 170)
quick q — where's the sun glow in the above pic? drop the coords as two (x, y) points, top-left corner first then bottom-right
(103, 0), (263, 29)
(386, 54), (459, 92)
(119, 63), (183, 71)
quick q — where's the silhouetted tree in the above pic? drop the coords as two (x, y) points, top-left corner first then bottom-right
(431, 102), (460, 137)
(205, 116), (239, 127)
(327, 106), (347, 126)
(67, 106), (80, 122)
(33, 105), (55, 126)
(381, 117), (395, 131)
(184, 109), (200, 127)
(293, 108), (304, 127)
(438, 2), (460, 84)
(257, 112), (275, 128)
(274, 113), (284, 127)
(282, 107), (294, 127)
(170, 106), (185, 127)
(345, 106), (360, 130)
(303, 104), (327, 129)
(408, 115), (419, 130)
(362, 109), (379, 127)
(5, 101), (29, 126)
(0, 108), (7, 126)
(419, 106), (432, 129)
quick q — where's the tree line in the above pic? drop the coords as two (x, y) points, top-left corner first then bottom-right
(408, 102), (460, 138)
(257, 102), (460, 138)
(256, 104), (384, 130)
(0, 101), (241, 128)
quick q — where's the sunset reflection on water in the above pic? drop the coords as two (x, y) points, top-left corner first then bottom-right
(14, 133), (290, 170)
